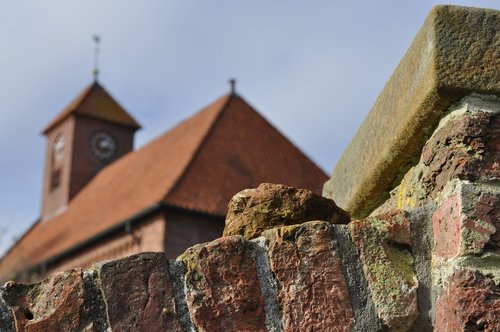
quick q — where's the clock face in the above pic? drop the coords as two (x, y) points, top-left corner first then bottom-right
(89, 131), (118, 160)
(52, 133), (65, 163)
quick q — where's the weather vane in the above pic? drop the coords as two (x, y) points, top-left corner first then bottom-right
(229, 78), (236, 95)
(92, 34), (101, 81)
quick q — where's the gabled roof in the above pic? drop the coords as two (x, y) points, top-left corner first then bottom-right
(165, 94), (328, 214)
(0, 92), (328, 278)
(43, 81), (141, 134)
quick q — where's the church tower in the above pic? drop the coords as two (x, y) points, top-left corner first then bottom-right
(40, 81), (141, 220)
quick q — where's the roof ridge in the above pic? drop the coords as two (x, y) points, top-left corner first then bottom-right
(164, 94), (328, 216)
(89, 82), (141, 129)
(67, 82), (95, 114)
(162, 94), (234, 203)
(43, 81), (141, 134)
(42, 83), (95, 134)
(241, 97), (327, 175)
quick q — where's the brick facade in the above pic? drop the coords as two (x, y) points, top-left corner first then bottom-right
(49, 214), (166, 275)
(41, 116), (75, 220)
(164, 210), (224, 259)
(68, 115), (135, 202)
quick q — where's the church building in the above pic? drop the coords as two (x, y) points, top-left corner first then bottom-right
(0, 79), (327, 282)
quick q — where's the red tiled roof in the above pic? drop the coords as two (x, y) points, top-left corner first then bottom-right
(43, 81), (141, 134)
(166, 95), (328, 214)
(0, 92), (327, 277)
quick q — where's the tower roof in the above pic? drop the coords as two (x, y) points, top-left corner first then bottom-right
(43, 81), (141, 134)
(0, 91), (328, 278)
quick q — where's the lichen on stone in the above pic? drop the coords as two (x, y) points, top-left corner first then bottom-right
(224, 183), (349, 240)
(349, 210), (419, 331)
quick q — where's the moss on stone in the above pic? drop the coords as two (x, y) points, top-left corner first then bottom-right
(177, 244), (205, 280)
(384, 246), (416, 285)
(349, 211), (418, 330)
(461, 228), (489, 255)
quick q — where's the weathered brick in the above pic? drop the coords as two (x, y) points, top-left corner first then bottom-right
(349, 211), (419, 330)
(432, 182), (499, 259)
(1, 269), (93, 331)
(374, 102), (500, 215)
(434, 269), (500, 332)
(473, 193), (500, 250)
(224, 183), (349, 240)
(420, 111), (499, 197)
(432, 194), (463, 259)
(179, 236), (267, 331)
(263, 221), (354, 332)
(99, 252), (182, 331)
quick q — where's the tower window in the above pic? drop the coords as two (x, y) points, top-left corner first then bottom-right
(50, 168), (61, 191)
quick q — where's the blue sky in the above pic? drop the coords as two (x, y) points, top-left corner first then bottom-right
(1, 0), (499, 254)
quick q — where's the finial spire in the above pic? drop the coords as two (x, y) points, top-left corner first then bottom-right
(92, 35), (101, 81)
(229, 78), (236, 95)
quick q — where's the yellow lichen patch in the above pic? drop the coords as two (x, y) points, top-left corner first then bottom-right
(397, 168), (416, 210)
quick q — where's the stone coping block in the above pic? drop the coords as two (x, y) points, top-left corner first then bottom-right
(324, 5), (500, 218)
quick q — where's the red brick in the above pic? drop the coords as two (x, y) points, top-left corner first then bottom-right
(473, 193), (500, 250)
(435, 269), (500, 332)
(421, 112), (499, 196)
(264, 221), (354, 332)
(375, 111), (500, 215)
(432, 194), (462, 259)
(180, 236), (267, 331)
(432, 189), (499, 259)
(99, 252), (182, 331)
(2, 269), (93, 331)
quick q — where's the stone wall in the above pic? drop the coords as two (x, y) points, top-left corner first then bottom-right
(0, 4), (499, 332)
(0, 147), (498, 331)
(371, 95), (500, 331)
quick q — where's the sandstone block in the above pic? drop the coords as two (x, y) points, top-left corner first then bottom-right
(434, 269), (500, 332)
(262, 221), (354, 332)
(325, 5), (500, 218)
(224, 183), (349, 240)
(1, 269), (93, 331)
(349, 211), (419, 330)
(99, 252), (182, 331)
(179, 236), (267, 331)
